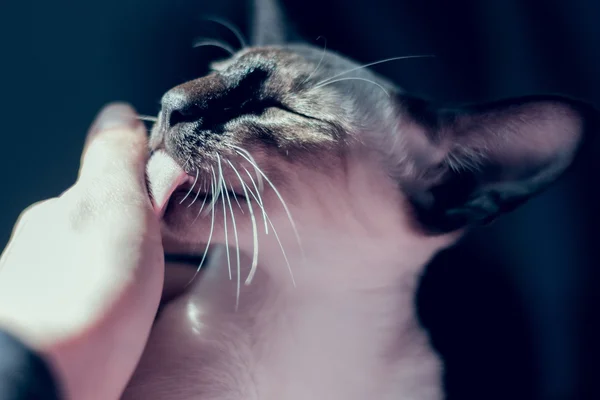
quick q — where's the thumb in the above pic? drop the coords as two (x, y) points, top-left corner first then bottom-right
(78, 103), (149, 184)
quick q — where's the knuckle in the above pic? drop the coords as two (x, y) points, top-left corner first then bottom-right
(13, 199), (58, 234)
(64, 182), (150, 231)
(19, 199), (56, 220)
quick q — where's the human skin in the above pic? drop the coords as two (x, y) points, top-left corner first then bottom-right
(0, 103), (164, 400)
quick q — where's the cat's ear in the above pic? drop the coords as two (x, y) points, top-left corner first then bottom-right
(401, 95), (593, 233)
(250, 0), (302, 46)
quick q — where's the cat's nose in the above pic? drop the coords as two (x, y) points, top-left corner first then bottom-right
(160, 88), (201, 128)
(159, 67), (269, 133)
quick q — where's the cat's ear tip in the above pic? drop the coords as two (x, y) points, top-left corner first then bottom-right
(516, 94), (597, 128)
(543, 95), (600, 150)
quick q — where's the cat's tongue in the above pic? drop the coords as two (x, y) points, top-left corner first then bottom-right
(146, 150), (189, 217)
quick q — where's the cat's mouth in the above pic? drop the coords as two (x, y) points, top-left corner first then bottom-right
(169, 182), (247, 213)
(147, 150), (244, 303)
(146, 150), (247, 219)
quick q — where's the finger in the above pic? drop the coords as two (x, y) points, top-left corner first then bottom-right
(1, 199), (57, 263)
(78, 103), (149, 184)
(13, 199), (57, 234)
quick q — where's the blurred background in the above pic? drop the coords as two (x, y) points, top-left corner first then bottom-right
(0, 0), (599, 399)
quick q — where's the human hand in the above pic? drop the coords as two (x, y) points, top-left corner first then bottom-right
(0, 104), (164, 400)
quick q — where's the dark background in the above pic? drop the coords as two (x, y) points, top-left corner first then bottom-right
(0, 0), (599, 399)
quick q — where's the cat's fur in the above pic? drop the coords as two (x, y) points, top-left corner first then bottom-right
(122, 1), (591, 399)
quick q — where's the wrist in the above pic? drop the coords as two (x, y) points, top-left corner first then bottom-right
(0, 327), (63, 399)
(0, 313), (137, 400)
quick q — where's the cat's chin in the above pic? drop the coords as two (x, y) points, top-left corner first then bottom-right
(162, 189), (244, 222)
(161, 259), (201, 304)
(160, 194), (224, 244)
(160, 241), (214, 304)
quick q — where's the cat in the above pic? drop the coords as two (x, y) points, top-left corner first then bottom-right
(122, 1), (592, 399)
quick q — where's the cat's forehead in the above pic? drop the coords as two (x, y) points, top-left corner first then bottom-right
(210, 44), (365, 77)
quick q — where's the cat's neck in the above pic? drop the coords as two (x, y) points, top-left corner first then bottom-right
(255, 199), (451, 288)
(126, 224), (448, 400)
(244, 233), (445, 399)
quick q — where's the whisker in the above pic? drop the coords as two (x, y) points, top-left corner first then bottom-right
(185, 176), (217, 288)
(192, 38), (236, 56)
(233, 149), (303, 257)
(264, 213), (296, 287)
(194, 169), (214, 224)
(201, 16), (248, 49)
(217, 155), (232, 281)
(242, 167), (269, 234)
(188, 182), (203, 208)
(299, 36), (327, 86)
(180, 168), (199, 204)
(229, 182), (244, 213)
(228, 160), (260, 285)
(222, 163), (241, 311)
(315, 77), (390, 97)
(197, 181), (210, 215)
(315, 54), (435, 87)
(243, 181), (296, 287)
(228, 145), (264, 193)
(136, 115), (158, 122)
(182, 154), (192, 170)
(203, 161), (223, 217)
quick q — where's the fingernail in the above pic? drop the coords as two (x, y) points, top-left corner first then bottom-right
(89, 103), (140, 134)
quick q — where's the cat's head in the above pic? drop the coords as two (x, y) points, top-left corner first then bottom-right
(147, 43), (588, 278)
